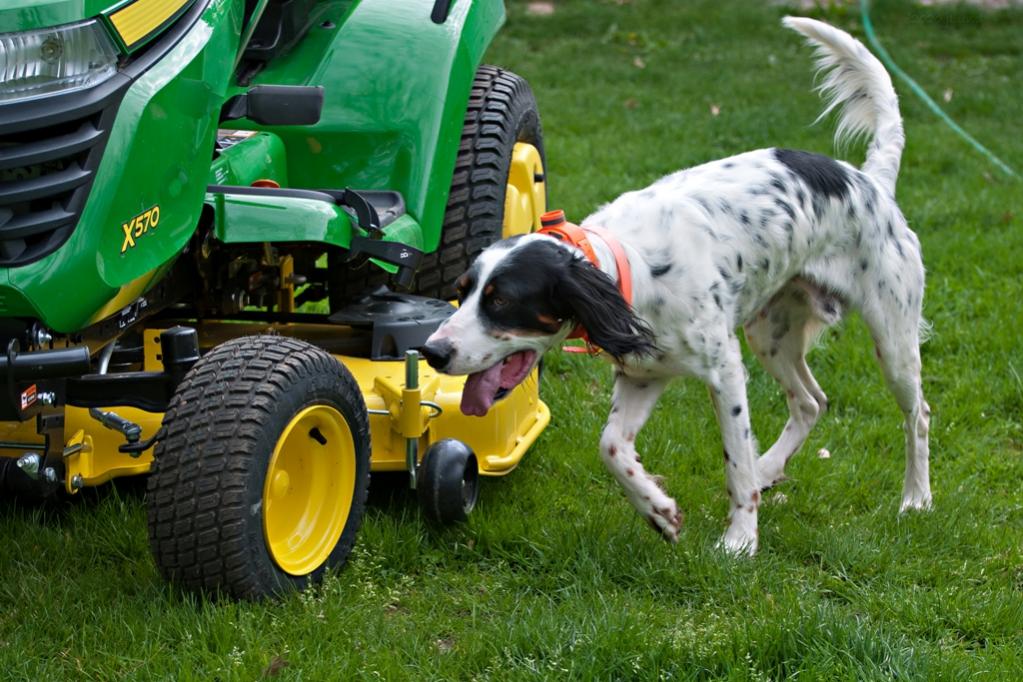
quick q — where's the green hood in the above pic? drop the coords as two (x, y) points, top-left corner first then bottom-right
(0, 1), (120, 33)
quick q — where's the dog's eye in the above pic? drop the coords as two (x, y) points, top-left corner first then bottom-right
(490, 295), (507, 308)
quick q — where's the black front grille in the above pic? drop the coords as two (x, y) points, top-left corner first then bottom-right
(0, 77), (128, 266)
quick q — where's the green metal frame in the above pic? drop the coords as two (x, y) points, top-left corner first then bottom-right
(225, 0), (504, 254)
(0, 0), (504, 332)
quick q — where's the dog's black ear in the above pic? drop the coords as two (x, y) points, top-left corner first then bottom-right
(555, 257), (657, 361)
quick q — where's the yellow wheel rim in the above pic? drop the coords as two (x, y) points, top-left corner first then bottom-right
(502, 141), (547, 238)
(262, 405), (356, 576)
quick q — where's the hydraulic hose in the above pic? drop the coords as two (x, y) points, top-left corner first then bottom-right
(859, 0), (1019, 179)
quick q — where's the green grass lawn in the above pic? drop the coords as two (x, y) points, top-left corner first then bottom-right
(2, 0), (1022, 679)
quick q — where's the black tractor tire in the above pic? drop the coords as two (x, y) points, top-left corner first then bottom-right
(417, 439), (479, 524)
(146, 335), (370, 599)
(413, 65), (545, 301)
(327, 65), (545, 308)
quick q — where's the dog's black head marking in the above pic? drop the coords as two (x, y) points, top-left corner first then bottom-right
(477, 239), (657, 360)
(472, 241), (567, 336)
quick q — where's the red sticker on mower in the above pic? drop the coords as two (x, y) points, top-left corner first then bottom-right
(20, 384), (37, 410)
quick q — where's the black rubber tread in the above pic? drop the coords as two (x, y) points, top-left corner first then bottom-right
(146, 335), (370, 599)
(413, 65), (545, 301)
(327, 65), (545, 307)
(417, 439), (479, 524)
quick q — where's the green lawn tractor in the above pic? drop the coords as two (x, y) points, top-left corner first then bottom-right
(0, 0), (550, 598)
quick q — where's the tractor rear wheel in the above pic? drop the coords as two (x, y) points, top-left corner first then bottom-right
(146, 336), (370, 599)
(413, 65), (547, 300)
(327, 65), (546, 308)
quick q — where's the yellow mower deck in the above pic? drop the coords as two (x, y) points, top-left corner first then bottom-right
(0, 322), (549, 493)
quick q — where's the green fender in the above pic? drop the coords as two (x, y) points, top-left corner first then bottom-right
(229, 0), (506, 254)
(0, 0), (502, 332)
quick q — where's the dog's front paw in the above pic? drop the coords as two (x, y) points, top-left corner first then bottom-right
(644, 501), (683, 543)
(720, 531), (761, 556)
(717, 515), (758, 556)
(717, 531), (758, 556)
(899, 493), (932, 513)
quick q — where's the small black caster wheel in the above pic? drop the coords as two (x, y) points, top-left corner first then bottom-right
(417, 439), (479, 524)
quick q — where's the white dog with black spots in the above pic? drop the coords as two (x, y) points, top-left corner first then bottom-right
(422, 17), (931, 555)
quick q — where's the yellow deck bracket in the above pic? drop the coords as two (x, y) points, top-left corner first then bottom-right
(399, 385), (424, 439)
(373, 373), (440, 437)
(277, 255), (296, 314)
(62, 429), (93, 494)
(62, 407), (161, 491)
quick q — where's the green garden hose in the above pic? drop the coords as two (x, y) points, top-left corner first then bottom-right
(859, 0), (1019, 179)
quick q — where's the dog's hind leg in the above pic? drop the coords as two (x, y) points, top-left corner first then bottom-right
(600, 375), (683, 542)
(744, 282), (836, 488)
(859, 285), (931, 512)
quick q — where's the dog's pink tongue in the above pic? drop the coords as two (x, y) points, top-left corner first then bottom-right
(499, 350), (534, 389)
(461, 363), (504, 417)
(460, 350), (537, 417)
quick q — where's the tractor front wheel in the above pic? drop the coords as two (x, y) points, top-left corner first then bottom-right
(146, 336), (370, 599)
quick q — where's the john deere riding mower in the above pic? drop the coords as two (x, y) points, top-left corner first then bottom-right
(0, 0), (550, 598)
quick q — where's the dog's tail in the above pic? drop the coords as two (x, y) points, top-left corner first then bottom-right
(783, 16), (904, 194)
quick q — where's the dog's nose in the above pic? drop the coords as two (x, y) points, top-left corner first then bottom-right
(420, 338), (454, 371)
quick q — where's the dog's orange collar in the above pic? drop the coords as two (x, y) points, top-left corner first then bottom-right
(538, 209), (633, 349)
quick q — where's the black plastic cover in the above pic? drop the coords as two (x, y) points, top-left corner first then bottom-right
(220, 85), (324, 126)
(327, 287), (455, 360)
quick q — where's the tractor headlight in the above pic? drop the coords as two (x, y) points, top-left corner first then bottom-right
(0, 19), (119, 104)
